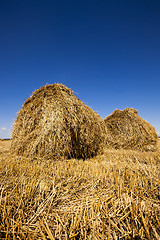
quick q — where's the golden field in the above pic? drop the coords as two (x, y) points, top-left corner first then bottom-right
(0, 139), (160, 239)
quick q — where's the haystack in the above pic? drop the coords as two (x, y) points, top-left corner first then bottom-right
(104, 108), (158, 151)
(11, 84), (106, 159)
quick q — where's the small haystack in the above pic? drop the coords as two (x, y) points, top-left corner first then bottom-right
(104, 108), (158, 151)
(11, 84), (106, 159)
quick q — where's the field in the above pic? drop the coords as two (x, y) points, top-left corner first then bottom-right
(0, 139), (160, 239)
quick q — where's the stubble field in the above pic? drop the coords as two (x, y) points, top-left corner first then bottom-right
(0, 139), (160, 239)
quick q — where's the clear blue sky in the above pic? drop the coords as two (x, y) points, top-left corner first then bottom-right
(0, 0), (160, 138)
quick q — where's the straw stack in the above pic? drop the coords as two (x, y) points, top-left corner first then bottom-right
(11, 84), (106, 159)
(104, 108), (158, 151)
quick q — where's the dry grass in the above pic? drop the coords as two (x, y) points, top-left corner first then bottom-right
(0, 140), (11, 154)
(0, 139), (160, 239)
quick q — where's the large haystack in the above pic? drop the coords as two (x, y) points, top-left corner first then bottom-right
(104, 108), (158, 151)
(11, 84), (106, 159)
